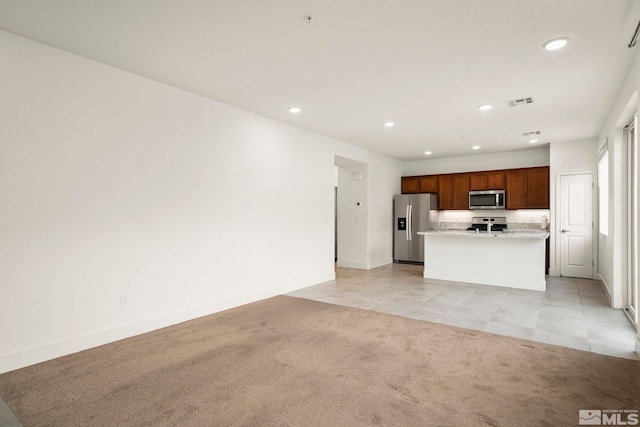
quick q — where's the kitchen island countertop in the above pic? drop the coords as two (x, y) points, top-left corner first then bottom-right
(417, 230), (549, 239)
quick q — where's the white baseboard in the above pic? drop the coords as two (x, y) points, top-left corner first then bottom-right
(0, 271), (335, 374)
(368, 257), (393, 270)
(598, 274), (613, 306)
(336, 260), (368, 269)
(636, 336), (640, 356)
(547, 268), (560, 277)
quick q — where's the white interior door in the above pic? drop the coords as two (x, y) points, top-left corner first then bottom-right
(560, 173), (594, 278)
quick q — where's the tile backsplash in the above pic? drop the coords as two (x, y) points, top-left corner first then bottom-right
(431, 209), (550, 231)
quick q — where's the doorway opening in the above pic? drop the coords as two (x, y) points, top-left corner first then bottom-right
(334, 156), (368, 269)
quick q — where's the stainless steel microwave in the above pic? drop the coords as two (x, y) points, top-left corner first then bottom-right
(469, 190), (506, 210)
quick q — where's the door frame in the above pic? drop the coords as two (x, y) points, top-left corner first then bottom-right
(623, 113), (638, 326)
(555, 170), (597, 279)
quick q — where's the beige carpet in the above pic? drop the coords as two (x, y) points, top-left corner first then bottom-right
(1, 295), (638, 426)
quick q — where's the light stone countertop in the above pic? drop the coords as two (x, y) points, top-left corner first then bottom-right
(417, 230), (550, 239)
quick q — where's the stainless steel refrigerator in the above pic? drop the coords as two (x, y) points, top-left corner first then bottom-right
(394, 193), (438, 263)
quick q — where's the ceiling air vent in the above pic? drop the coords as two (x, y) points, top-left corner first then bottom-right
(507, 97), (534, 107)
(522, 131), (541, 136)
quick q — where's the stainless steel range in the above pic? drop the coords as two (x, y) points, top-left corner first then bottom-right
(466, 216), (507, 232)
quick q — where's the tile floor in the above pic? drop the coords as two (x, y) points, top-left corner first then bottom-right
(287, 263), (639, 360)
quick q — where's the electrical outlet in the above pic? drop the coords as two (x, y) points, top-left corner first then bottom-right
(120, 293), (128, 306)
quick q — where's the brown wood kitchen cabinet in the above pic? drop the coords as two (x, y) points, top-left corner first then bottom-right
(437, 173), (469, 210)
(469, 170), (505, 191)
(487, 171), (505, 189)
(506, 169), (528, 209)
(469, 172), (487, 191)
(453, 173), (470, 209)
(437, 174), (454, 209)
(527, 166), (549, 208)
(401, 166), (548, 210)
(418, 175), (438, 193)
(506, 166), (549, 209)
(401, 176), (419, 194)
(402, 175), (438, 194)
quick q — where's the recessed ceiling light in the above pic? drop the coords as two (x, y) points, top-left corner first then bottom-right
(478, 104), (493, 111)
(383, 121), (395, 128)
(424, 151), (432, 155)
(528, 139), (539, 144)
(472, 145), (480, 150)
(288, 106), (301, 114)
(543, 37), (569, 51)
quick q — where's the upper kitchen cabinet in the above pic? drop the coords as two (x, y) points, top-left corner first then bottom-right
(506, 169), (528, 209)
(437, 174), (454, 209)
(453, 173), (470, 209)
(527, 166), (550, 208)
(469, 171), (505, 191)
(438, 173), (469, 210)
(469, 172), (487, 190)
(506, 166), (550, 209)
(487, 171), (505, 190)
(402, 166), (547, 210)
(401, 176), (420, 194)
(418, 175), (438, 193)
(401, 175), (438, 194)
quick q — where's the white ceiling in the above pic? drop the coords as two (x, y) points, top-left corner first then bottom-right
(0, 0), (638, 161)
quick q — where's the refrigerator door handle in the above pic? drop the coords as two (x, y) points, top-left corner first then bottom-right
(405, 205), (410, 241)
(408, 204), (412, 241)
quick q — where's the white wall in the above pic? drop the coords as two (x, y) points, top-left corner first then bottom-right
(367, 152), (402, 268)
(337, 163), (368, 269)
(548, 138), (598, 278)
(403, 147), (550, 176)
(597, 48), (640, 310)
(0, 30), (402, 372)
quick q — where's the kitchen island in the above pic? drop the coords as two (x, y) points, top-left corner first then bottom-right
(417, 230), (550, 291)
